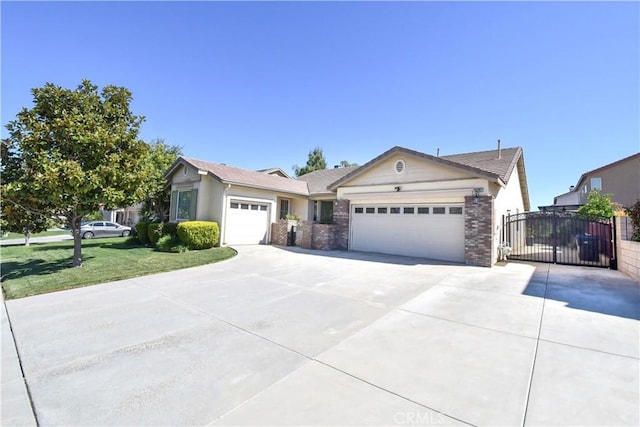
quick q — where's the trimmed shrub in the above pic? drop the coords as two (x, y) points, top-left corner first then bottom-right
(177, 221), (220, 250)
(155, 235), (188, 253)
(135, 222), (149, 245)
(162, 222), (178, 239)
(148, 222), (163, 247)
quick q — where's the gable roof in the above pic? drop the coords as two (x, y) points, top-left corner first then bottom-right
(328, 145), (530, 210)
(573, 152), (640, 189)
(257, 167), (292, 179)
(166, 157), (309, 196)
(297, 166), (359, 196)
(329, 146), (519, 189)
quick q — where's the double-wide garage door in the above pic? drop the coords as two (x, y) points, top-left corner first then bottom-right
(225, 201), (270, 244)
(350, 204), (465, 262)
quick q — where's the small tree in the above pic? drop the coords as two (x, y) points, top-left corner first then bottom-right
(0, 199), (51, 246)
(140, 138), (182, 222)
(577, 190), (614, 219)
(293, 146), (327, 177)
(338, 160), (358, 168)
(2, 80), (153, 266)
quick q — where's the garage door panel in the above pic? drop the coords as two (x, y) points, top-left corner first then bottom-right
(226, 201), (270, 245)
(351, 205), (464, 262)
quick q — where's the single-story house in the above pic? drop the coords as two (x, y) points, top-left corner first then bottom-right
(165, 143), (530, 267)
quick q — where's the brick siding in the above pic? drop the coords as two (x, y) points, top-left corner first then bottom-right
(464, 195), (495, 267)
(273, 200), (350, 251)
(270, 220), (288, 246)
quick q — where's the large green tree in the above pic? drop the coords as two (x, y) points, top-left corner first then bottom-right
(2, 80), (152, 266)
(140, 138), (183, 222)
(294, 146), (327, 177)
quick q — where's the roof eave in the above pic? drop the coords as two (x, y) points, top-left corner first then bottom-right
(219, 179), (309, 197)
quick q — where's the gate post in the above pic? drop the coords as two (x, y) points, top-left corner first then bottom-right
(552, 211), (558, 264)
(611, 217), (618, 270)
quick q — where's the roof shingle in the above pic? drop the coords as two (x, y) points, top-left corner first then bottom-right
(180, 157), (309, 196)
(296, 166), (359, 196)
(441, 147), (522, 183)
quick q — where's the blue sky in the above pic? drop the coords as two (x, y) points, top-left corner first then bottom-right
(2, 1), (638, 210)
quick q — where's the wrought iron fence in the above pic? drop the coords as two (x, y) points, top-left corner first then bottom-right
(504, 211), (614, 268)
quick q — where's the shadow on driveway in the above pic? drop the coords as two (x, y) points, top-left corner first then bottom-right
(521, 262), (640, 320)
(272, 245), (467, 267)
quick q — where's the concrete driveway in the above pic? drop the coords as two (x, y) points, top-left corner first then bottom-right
(2, 245), (639, 426)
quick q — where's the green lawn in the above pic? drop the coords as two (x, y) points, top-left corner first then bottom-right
(1, 229), (70, 240)
(1, 237), (236, 299)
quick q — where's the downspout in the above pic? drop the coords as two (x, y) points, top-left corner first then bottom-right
(221, 183), (231, 245)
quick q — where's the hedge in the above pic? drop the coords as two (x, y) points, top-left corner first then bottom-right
(135, 222), (149, 245)
(148, 222), (164, 247)
(176, 221), (220, 250)
(162, 222), (178, 239)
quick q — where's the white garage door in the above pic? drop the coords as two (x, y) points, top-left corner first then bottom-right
(350, 204), (465, 262)
(225, 201), (270, 244)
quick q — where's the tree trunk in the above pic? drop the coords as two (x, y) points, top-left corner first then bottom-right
(71, 216), (83, 267)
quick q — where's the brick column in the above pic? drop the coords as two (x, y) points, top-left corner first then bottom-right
(333, 199), (350, 250)
(270, 220), (288, 246)
(465, 195), (495, 267)
(299, 220), (313, 249)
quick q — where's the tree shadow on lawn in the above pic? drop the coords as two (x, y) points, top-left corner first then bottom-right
(1, 256), (96, 281)
(29, 239), (130, 251)
(101, 242), (149, 250)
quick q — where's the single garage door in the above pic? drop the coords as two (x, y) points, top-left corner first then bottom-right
(350, 204), (465, 262)
(225, 201), (270, 244)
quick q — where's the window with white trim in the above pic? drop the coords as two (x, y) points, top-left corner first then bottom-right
(176, 191), (192, 220)
(279, 199), (289, 219)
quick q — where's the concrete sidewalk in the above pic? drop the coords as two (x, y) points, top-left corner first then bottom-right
(2, 246), (639, 426)
(0, 234), (73, 247)
(1, 293), (36, 426)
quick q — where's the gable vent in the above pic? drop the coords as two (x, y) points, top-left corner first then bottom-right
(395, 159), (405, 174)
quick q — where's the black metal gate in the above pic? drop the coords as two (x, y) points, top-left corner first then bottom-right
(503, 211), (615, 268)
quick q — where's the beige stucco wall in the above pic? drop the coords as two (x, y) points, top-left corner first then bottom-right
(344, 154), (471, 187)
(615, 216), (640, 282)
(337, 178), (490, 204)
(494, 165), (526, 252)
(170, 164), (200, 186)
(578, 156), (640, 207)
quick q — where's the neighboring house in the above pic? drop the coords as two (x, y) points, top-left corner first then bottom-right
(101, 203), (142, 226)
(545, 153), (640, 211)
(165, 144), (530, 267)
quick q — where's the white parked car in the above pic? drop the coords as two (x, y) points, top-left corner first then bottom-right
(79, 221), (131, 239)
